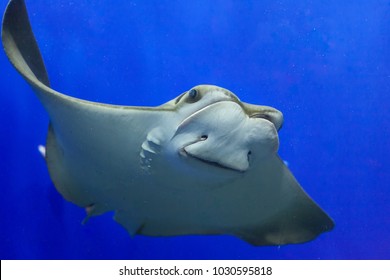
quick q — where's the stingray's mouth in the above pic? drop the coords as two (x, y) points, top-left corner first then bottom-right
(180, 148), (244, 172)
(179, 140), (247, 173)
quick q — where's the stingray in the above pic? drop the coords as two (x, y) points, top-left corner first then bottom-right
(2, 0), (333, 245)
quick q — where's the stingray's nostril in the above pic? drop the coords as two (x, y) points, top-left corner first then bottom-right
(200, 135), (208, 141)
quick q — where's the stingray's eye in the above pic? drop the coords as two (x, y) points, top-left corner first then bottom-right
(188, 89), (198, 99)
(185, 89), (201, 103)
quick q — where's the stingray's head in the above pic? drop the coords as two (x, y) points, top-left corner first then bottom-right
(166, 85), (283, 174)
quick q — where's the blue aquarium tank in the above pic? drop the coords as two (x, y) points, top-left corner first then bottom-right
(0, 0), (389, 259)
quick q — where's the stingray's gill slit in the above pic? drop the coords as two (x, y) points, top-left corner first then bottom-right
(2, 0), (334, 246)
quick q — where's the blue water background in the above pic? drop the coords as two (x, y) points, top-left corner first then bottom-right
(0, 0), (389, 259)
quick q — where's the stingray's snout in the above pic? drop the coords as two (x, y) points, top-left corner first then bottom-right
(244, 103), (284, 131)
(252, 108), (283, 131)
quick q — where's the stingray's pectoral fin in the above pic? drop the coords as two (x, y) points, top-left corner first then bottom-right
(114, 210), (145, 237)
(236, 196), (334, 246)
(45, 124), (79, 204)
(2, 0), (50, 88)
(228, 156), (334, 246)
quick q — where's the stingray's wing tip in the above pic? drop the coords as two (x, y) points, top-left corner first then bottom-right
(2, 0), (50, 86)
(237, 222), (334, 247)
(235, 199), (335, 246)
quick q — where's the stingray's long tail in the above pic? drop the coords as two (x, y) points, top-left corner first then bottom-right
(2, 0), (50, 87)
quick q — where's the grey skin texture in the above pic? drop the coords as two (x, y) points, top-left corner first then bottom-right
(2, 0), (334, 245)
